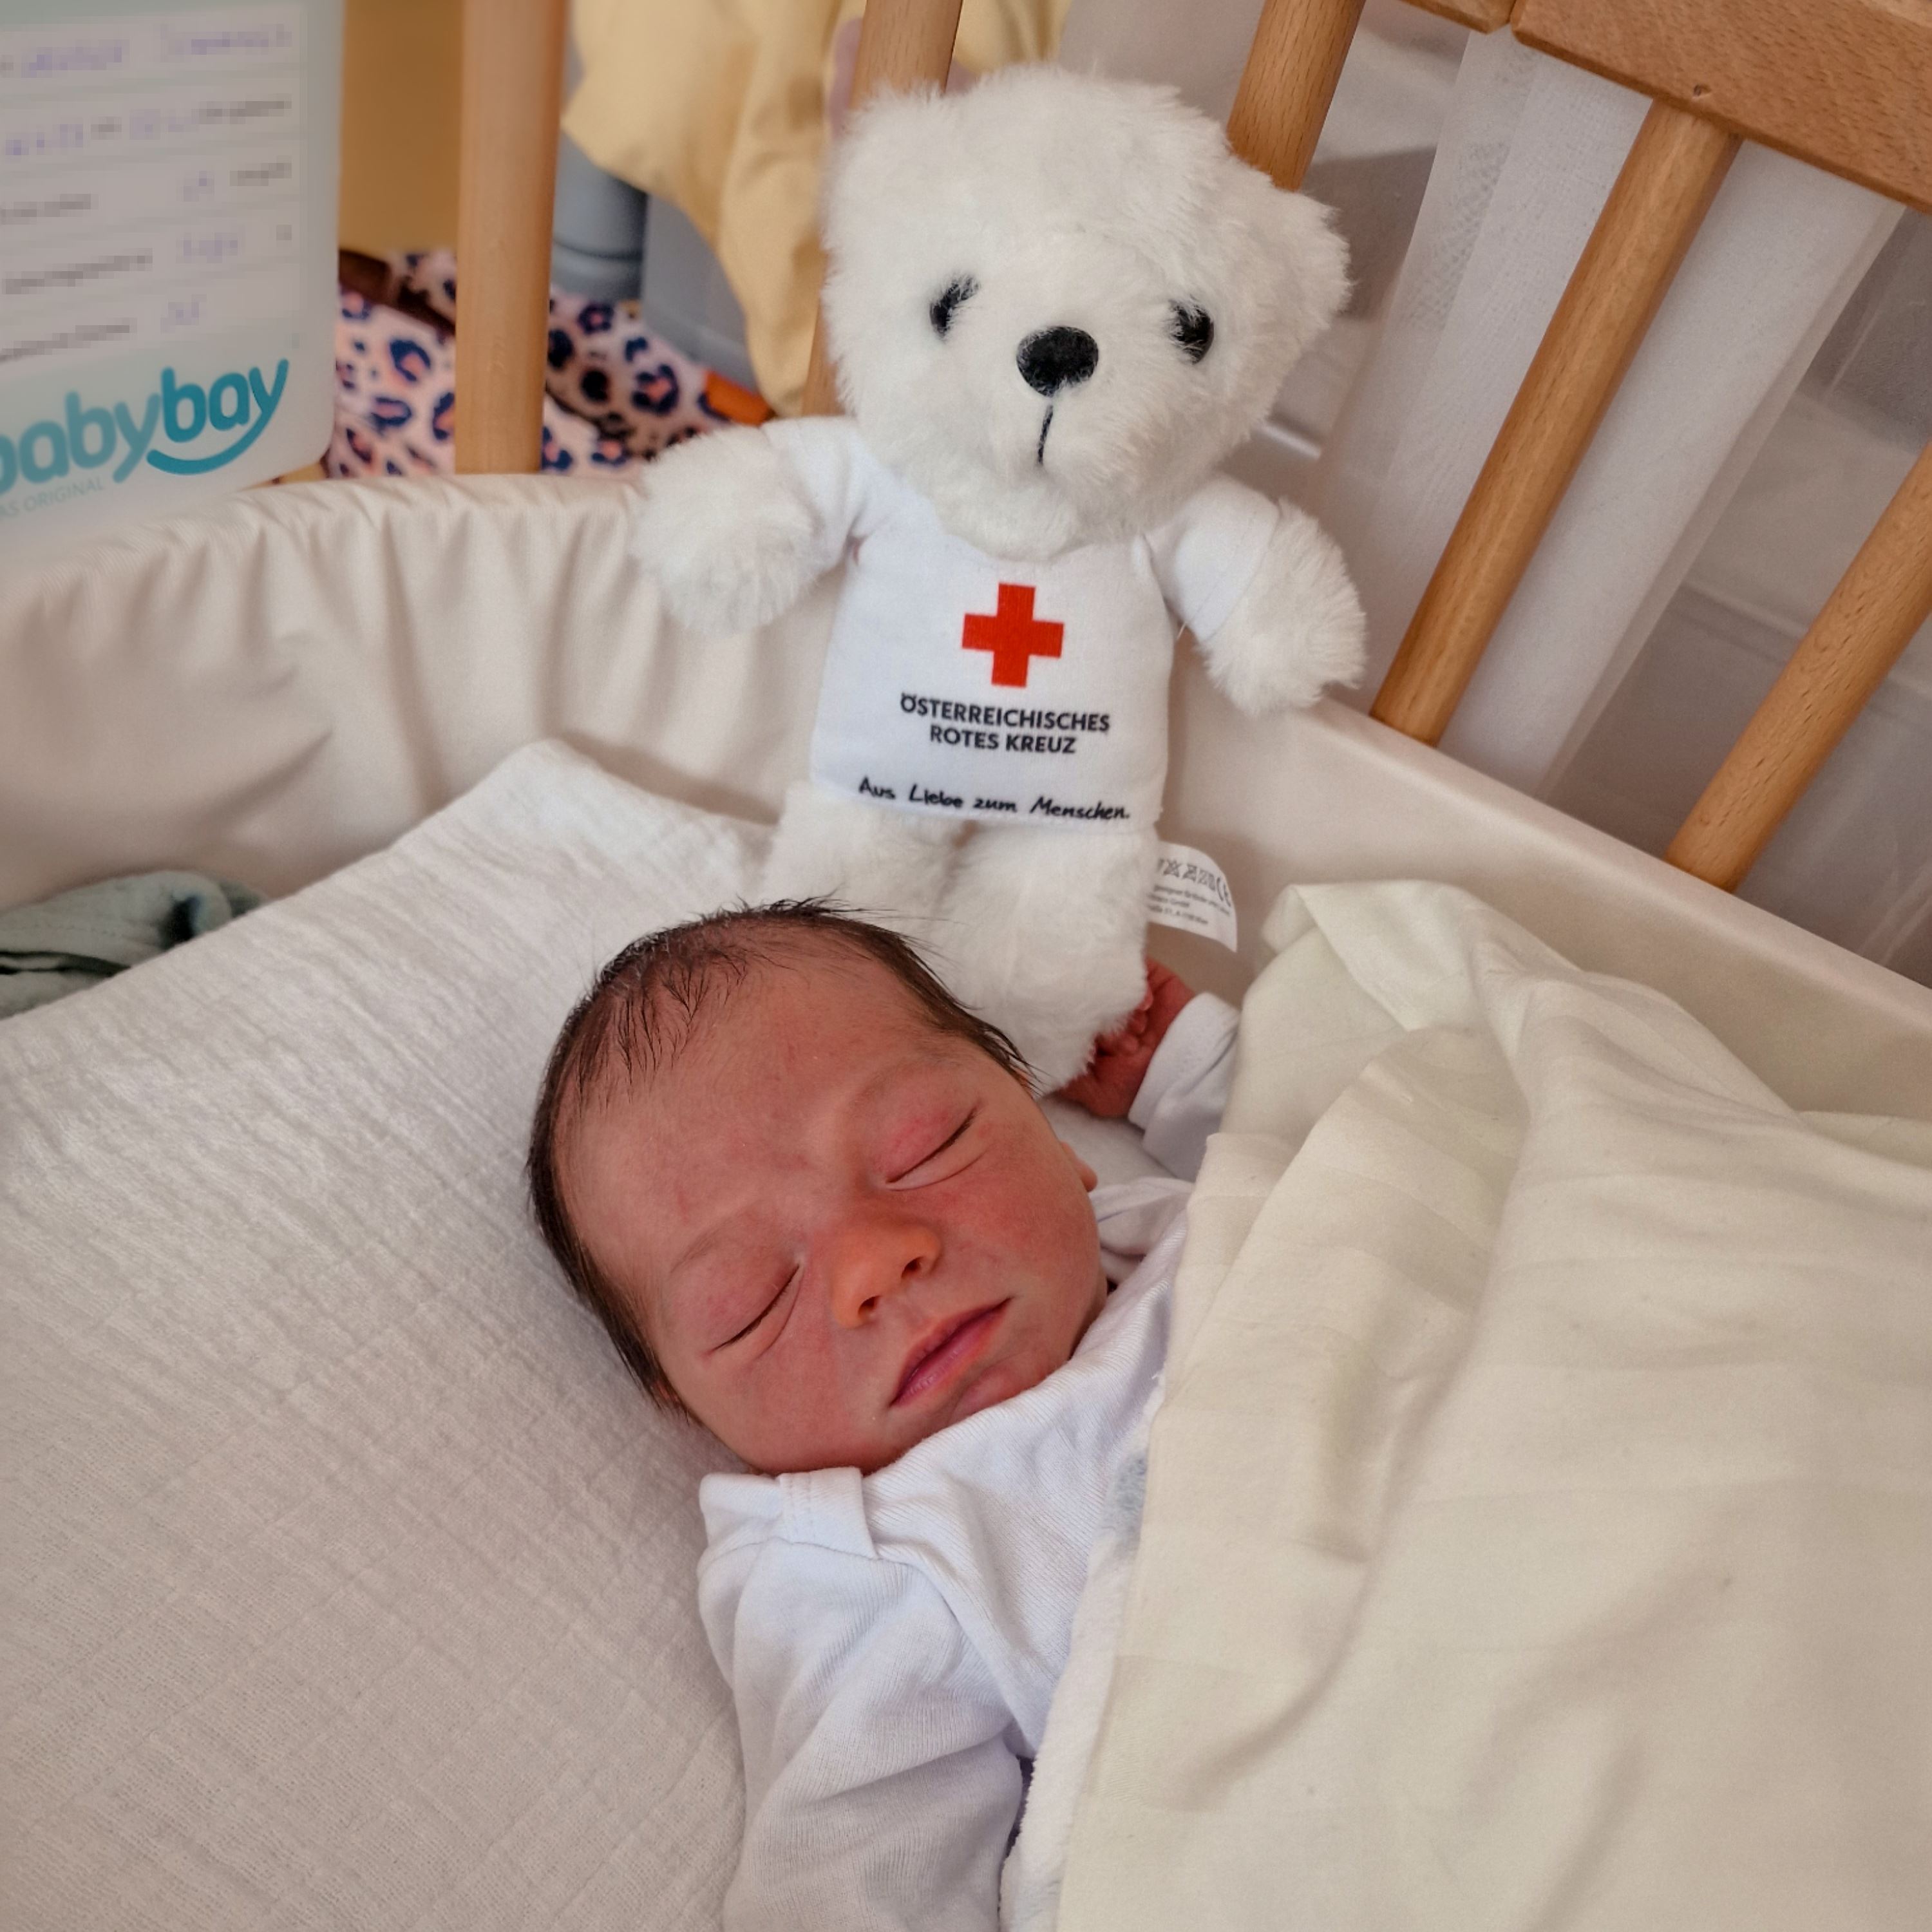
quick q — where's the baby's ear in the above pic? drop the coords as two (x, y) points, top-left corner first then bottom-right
(1059, 1139), (1100, 1193)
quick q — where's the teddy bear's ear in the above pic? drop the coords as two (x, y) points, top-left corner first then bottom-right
(820, 85), (947, 264)
(1253, 182), (1351, 367)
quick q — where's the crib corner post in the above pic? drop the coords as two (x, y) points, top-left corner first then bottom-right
(455, 0), (570, 474)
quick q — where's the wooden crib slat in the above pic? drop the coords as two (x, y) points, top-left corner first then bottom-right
(1227, 0), (1368, 191)
(1370, 102), (1739, 744)
(845, 0), (969, 100)
(454, 0), (569, 474)
(802, 0), (967, 417)
(1665, 436), (1932, 892)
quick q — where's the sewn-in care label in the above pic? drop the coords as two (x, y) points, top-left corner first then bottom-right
(1148, 841), (1237, 951)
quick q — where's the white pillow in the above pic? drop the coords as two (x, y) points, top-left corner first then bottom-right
(0, 743), (1147, 1929)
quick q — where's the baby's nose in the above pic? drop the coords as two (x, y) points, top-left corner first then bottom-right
(826, 1210), (942, 1329)
(1016, 326), (1099, 397)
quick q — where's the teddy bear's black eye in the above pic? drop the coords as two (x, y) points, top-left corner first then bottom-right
(1170, 303), (1214, 363)
(929, 277), (978, 339)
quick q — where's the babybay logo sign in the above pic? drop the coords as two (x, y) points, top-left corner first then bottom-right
(0, 359), (290, 502)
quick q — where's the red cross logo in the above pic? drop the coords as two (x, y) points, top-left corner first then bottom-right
(961, 582), (1064, 688)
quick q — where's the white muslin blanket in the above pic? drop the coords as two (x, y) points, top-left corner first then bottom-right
(1023, 882), (1932, 1932)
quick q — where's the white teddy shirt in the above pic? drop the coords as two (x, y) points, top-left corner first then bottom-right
(765, 417), (1281, 831)
(696, 994), (1238, 1932)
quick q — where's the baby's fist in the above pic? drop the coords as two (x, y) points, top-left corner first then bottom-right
(1056, 961), (1195, 1117)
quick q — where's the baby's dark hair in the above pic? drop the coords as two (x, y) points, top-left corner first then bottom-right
(526, 902), (1028, 1408)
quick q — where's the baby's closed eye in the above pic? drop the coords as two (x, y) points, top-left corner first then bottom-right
(885, 1107), (980, 1186)
(711, 1264), (800, 1351)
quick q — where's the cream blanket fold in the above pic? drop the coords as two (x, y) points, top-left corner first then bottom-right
(1047, 881), (1932, 1932)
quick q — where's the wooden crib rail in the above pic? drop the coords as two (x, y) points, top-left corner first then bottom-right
(1513, 0), (1932, 218)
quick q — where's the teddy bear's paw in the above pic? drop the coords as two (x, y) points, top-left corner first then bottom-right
(630, 427), (824, 634)
(935, 826), (1155, 1093)
(761, 781), (961, 942)
(1202, 506), (1367, 715)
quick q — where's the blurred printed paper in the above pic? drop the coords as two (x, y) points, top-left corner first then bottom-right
(0, 2), (339, 563)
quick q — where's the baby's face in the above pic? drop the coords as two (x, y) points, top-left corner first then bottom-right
(563, 947), (1106, 1474)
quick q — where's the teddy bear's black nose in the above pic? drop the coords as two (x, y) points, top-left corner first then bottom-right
(1016, 327), (1099, 397)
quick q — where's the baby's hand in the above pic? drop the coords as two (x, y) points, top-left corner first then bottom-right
(1056, 961), (1196, 1118)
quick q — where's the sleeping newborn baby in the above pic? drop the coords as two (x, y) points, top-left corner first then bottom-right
(526, 904), (1235, 1932)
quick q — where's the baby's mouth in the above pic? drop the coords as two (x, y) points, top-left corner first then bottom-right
(892, 1302), (1009, 1407)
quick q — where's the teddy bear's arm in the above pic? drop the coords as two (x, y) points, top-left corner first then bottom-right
(1195, 501), (1367, 715)
(631, 421), (857, 634)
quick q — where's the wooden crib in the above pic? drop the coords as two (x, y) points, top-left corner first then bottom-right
(455, 0), (1931, 911)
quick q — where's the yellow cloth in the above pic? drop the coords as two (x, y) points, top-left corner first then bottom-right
(564, 0), (1068, 415)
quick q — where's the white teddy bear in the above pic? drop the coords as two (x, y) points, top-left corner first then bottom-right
(633, 64), (1365, 1088)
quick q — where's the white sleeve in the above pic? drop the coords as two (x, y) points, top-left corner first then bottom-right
(762, 414), (890, 579)
(1128, 992), (1239, 1180)
(1146, 475), (1283, 642)
(701, 1524), (1022, 1932)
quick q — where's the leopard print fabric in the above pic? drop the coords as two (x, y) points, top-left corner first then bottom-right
(328, 250), (726, 480)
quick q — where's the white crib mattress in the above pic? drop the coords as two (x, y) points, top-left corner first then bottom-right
(0, 743), (1147, 1930)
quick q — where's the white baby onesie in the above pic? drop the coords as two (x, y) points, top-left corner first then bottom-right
(763, 417), (1281, 831)
(697, 995), (1238, 1932)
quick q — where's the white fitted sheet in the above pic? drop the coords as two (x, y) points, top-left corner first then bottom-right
(3, 746), (758, 1929)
